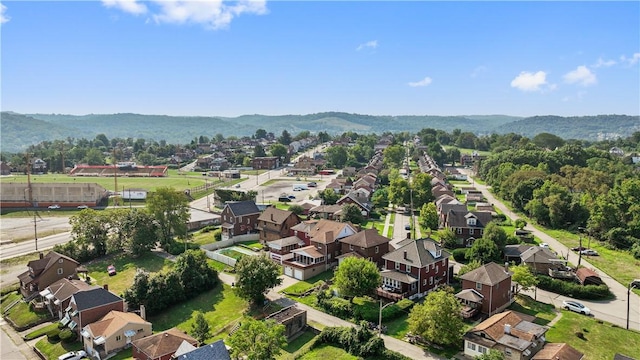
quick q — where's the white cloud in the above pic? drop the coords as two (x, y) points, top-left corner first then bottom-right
(620, 52), (640, 66)
(408, 76), (432, 87)
(102, 0), (148, 15)
(101, 0), (267, 29)
(356, 40), (378, 51)
(592, 57), (616, 68)
(563, 65), (597, 86)
(1, 3), (10, 24)
(510, 71), (549, 92)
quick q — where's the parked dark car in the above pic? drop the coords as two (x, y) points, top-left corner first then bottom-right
(278, 197), (292, 202)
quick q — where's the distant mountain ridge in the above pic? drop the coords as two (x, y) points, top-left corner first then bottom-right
(1, 111), (638, 153)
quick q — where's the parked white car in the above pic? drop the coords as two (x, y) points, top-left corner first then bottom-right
(48, 204), (61, 209)
(580, 249), (599, 256)
(58, 350), (86, 360)
(562, 300), (591, 315)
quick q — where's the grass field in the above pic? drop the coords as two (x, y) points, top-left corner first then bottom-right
(546, 311), (640, 360)
(297, 344), (358, 360)
(35, 338), (84, 360)
(1, 292), (52, 328)
(86, 252), (174, 295)
(150, 283), (248, 343)
(277, 329), (317, 360)
(24, 323), (59, 340)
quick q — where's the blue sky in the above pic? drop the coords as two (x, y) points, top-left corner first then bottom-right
(1, 1), (639, 117)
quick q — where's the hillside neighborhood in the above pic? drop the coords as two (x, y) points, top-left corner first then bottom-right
(1, 129), (640, 360)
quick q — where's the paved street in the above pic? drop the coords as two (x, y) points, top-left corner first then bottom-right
(0, 231), (72, 261)
(460, 168), (640, 331)
(0, 319), (29, 360)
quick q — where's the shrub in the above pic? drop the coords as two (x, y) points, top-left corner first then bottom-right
(575, 331), (585, 340)
(631, 242), (640, 259)
(536, 275), (613, 300)
(317, 296), (353, 319)
(200, 225), (218, 233)
(46, 329), (60, 342)
(451, 248), (467, 262)
(59, 329), (74, 343)
(0, 284), (19, 296)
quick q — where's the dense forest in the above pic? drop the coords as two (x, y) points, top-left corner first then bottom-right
(2, 111), (638, 152)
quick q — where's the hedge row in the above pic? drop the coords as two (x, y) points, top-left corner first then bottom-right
(536, 275), (613, 300)
(316, 291), (414, 323)
(312, 326), (410, 360)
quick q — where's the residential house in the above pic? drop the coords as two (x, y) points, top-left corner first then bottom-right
(265, 305), (307, 341)
(18, 251), (80, 299)
(463, 311), (548, 359)
(444, 210), (493, 247)
(256, 207), (301, 243)
(518, 246), (560, 275)
(283, 219), (358, 280)
(308, 204), (344, 220)
(532, 343), (584, 360)
(252, 156), (280, 170)
(457, 262), (514, 317)
(475, 202), (495, 213)
(62, 286), (124, 339)
(32, 158), (47, 173)
(338, 229), (391, 267)
(220, 201), (261, 240)
(132, 327), (198, 360)
(336, 192), (371, 218)
(289, 220), (318, 245)
(175, 340), (231, 360)
(267, 235), (306, 264)
(377, 238), (450, 301)
(40, 278), (97, 319)
(81, 310), (151, 359)
(342, 167), (357, 177)
(432, 184), (454, 199)
(438, 202), (467, 229)
(0, 161), (11, 175)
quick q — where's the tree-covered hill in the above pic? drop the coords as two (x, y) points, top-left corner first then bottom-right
(496, 115), (640, 141)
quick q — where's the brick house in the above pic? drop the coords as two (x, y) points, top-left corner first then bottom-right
(256, 207), (301, 243)
(252, 156), (280, 170)
(81, 310), (151, 359)
(457, 262), (514, 317)
(336, 192), (371, 218)
(283, 220), (357, 280)
(220, 201), (261, 240)
(377, 238), (450, 301)
(444, 210), (493, 247)
(62, 286), (124, 339)
(265, 305), (307, 341)
(132, 327), (198, 360)
(463, 311), (548, 359)
(338, 229), (391, 267)
(18, 251), (80, 300)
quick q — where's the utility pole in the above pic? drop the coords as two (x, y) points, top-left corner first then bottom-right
(113, 148), (119, 206)
(33, 210), (38, 251)
(577, 227), (586, 267)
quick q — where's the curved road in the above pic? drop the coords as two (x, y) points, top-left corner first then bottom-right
(460, 169), (640, 331)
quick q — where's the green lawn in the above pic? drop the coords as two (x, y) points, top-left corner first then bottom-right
(86, 252), (174, 296)
(277, 329), (317, 360)
(0, 252), (41, 267)
(281, 271), (334, 307)
(24, 323), (59, 340)
(206, 258), (230, 273)
(238, 240), (263, 249)
(546, 311), (640, 360)
(150, 283), (249, 343)
(35, 338), (83, 360)
(105, 348), (132, 360)
(1, 292), (51, 328)
(507, 294), (557, 325)
(218, 248), (247, 260)
(297, 344), (359, 360)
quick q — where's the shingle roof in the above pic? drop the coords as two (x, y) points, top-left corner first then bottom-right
(446, 210), (493, 228)
(291, 245), (324, 259)
(382, 238), (449, 267)
(380, 270), (418, 284)
(132, 328), (198, 359)
(47, 278), (97, 303)
(471, 311), (546, 344)
(504, 244), (533, 258)
(257, 207), (297, 225)
(520, 246), (558, 264)
(339, 229), (390, 248)
(290, 220), (318, 233)
(309, 205), (344, 214)
(532, 343), (584, 360)
(309, 219), (356, 244)
(23, 251), (80, 282)
(455, 288), (484, 302)
(225, 200), (260, 216)
(267, 236), (305, 250)
(85, 310), (149, 339)
(71, 288), (122, 311)
(176, 340), (231, 360)
(460, 262), (511, 286)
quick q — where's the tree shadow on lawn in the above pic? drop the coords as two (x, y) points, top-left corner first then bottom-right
(86, 252), (170, 274)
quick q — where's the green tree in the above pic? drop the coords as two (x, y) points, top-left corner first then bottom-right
(419, 203), (439, 231)
(371, 188), (389, 209)
(253, 144), (266, 158)
(341, 203), (364, 224)
(146, 187), (190, 250)
(269, 143), (288, 160)
(532, 132), (565, 150)
(228, 318), (286, 360)
(255, 129), (267, 139)
(334, 257), (381, 299)
(235, 255), (282, 305)
(325, 145), (348, 168)
(319, 188), (339, 205)
(388, 177), (410, 207)
(84, 148), (106, 165)
(408, 290), (464, 346)
(278, 130), (292, 146)
(465, 238), (500, 264)
(514, 219), (527, 229)
(482, 222), (508, 249)
(69, 209), (109, 258)
(287, 204), (304, 216)
(123, 209), (158, 257)
(438, 228), (459, 249)
(458, 259), (482, 276)
(476, 349), (506, 360)
(383, 145), (406, 169)
(511, 263), (538, 295)
(175, 250), (218, 299)
(411, 173), (435, 208)
(191, 312), (211, 344)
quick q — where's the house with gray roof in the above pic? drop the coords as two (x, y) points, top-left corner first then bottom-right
(176, 340), (231, 360)
(443, 209), (494, 247)
(64, 286), (124, 339)
(256, 207), (300, 243)
(220, 200), (260, 240)
(338, 229), (391, 267)
(377, 238), (450, 301)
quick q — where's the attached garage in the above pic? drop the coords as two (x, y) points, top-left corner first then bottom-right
(294, 269), (303, 280)
(284, 266), (293, 277)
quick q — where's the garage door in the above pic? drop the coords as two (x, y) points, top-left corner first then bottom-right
(294, 269), (303, 280)
(284, 266), (293, 277)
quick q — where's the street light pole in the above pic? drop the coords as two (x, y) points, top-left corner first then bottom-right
(378, 299), (394, 337)
(628, 283), (637, 330)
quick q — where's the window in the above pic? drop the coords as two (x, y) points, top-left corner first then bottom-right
(349, 244), (353, 250)
(478, 346), (487, 354)
(505, 348), (512, 356)
(395, 262), (400, 270)
(467, 342), (476, 350)
(406, 265), (412, 273)
(238, 216), (242, 223)
(457, 228), (463, 234)
(424, 279), (427, 285)
(429, 277), (433, 285)
(116, 335), (121, 342)
(57, 268), (63, 275)
(58, 259), (63, 264)
(469, 228), (474, 235)
(442, 259), (446, 266)
(476, 282), (482, 290)
(436, 265), (439, 273)
(375, 246), (379, 254)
